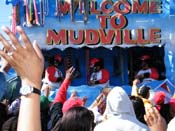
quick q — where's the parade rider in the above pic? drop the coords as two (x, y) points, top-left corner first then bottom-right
(88, 58), (110, 88)
(41, 54), (64, 97)
(135, 55), (159, 82)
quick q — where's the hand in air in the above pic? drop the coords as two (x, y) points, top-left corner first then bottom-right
(0, 26), (44, 88)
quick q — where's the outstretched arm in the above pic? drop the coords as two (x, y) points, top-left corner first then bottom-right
(54, 66), (75, 104)
(0, 26), (44, 131)
(131, 79), (140, 96)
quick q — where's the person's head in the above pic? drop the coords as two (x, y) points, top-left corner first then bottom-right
(1, 116), (18, 131)
(140, 55), (151, 70)
(159, 103), (174, 124)
(90, 58), (102, 72)
(48, 54), (62, 67)
(130, 96), (146, 124)
(52, 106), (95, 131)
(138, 86), (150, 99)
(141, 61), (149, 70)
(104, 86), (135, 119)
(54, 54), (63, 67)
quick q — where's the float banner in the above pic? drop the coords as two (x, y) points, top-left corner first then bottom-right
(46, 0), (162, 47)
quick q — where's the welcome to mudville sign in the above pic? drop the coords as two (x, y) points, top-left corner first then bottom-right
(46, 0), (162, 47)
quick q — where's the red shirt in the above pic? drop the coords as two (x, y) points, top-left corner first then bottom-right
(90, 69), (110, 84)
(45, 66), (62, 82)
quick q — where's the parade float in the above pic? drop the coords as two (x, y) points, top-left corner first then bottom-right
(2, 0), (175, 106)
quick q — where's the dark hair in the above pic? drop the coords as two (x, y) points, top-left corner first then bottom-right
(1, 116), (18, 131)
(48, 55), (63, 66)
(0, 103), (8, 130)
(48, 56), (55, 65)
(41, 109), (49, 131)
(138, 86), (150, 98)
(159, 103), (174, 124)
(52, 106), (95, 131)
(130, 96), (146, 124)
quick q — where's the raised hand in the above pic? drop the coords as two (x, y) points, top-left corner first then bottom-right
(65, 66), (75, 80)
(0, 26), (44, 88)
(144, 107), (167, 131)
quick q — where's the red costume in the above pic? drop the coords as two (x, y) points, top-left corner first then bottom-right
(45, 66), (63, 82)
(90, 69), (110, 84)
(136, 55), (159, 81)
(89, 58), (110, 86)
(137, 67), (159, 80)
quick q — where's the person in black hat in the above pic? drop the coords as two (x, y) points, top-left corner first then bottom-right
(135, 55), (159, 82)
(88, 58), (110, 88)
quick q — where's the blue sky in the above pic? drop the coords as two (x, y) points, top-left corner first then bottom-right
(0, 0), (11, 49)
(0, 0), (11, 28)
